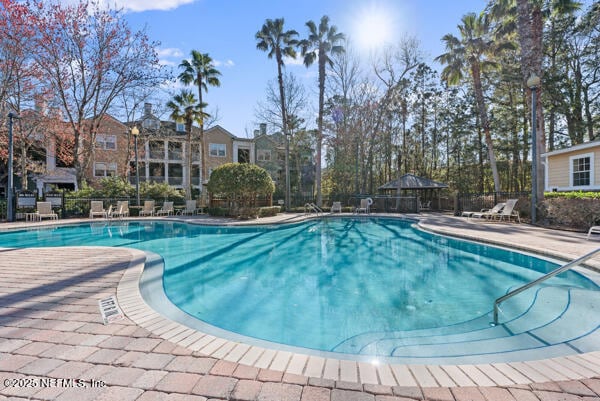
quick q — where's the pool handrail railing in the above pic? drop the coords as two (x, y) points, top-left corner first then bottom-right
(493, 247), (600, 325)
(305, 203), (323, 216)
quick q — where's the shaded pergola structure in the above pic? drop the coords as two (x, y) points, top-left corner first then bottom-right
(377, 173), (449, 211)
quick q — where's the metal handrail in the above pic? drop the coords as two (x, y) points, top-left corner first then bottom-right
(304, 203), (323, 216)
(493, 247), (600, 325)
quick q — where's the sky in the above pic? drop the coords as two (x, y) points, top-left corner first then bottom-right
(118, 0), (490, 138)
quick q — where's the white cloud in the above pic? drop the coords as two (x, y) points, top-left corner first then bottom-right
(157, 47), (184, 59)
(112, 0), (196, 12)
(214, 59), (235, 68)
(283, 55), (304, 66)
(156, 47), (184, 68)
(57, 0), (196, 13)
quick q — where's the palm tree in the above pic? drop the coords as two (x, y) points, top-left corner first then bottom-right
(436, 12), (510, 194)
(255, 18), (298, 210)
(300, 15), (344, 206)
(166, 90), (209, 200)
(178, 51), (221, 190)
(489, 0), (579, 202)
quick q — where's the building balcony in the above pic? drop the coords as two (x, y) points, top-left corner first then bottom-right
(149, 176), (165, 183)
(149, 151), (164, 159)
(168, 177), (183, 185)
(168, 151), (183, 161)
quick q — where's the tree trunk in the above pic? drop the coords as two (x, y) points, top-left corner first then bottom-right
(517, 0), (545, 202)
(185, 123), (192, 200)
(197, 73), (206, 202)
(275, 51), (290, 210)
(583, 85), (594, 140)
(315, 48), (326, 206)
(471, 62), (501, 193)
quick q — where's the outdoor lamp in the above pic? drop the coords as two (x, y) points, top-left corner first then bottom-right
(131, 126), (140, 207)
(527, 73), (540, 224)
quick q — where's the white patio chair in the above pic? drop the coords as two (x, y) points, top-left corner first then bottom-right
(355, 198), (372, 214)
(470, 203), (505, 220)
(497, 199), (521, 223)
(156, 201), (174, 216)
(178, 200), (200, 215)
(587, 226), (600, 240)
(139, 200), (155, 217)
(36, 201), (58, 221)
(111, 201), (130, 218)
(89, 201), (108, 219)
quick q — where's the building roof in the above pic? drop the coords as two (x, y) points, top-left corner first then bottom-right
(542, 140), (600, 158)
(205, 125), (238, 139)
(377, 173), (449, 191)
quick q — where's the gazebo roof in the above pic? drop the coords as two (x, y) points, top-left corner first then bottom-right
(378, 173), (448, 191)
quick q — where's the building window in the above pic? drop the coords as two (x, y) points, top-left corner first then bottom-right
(168, 142), (183, 160)
(176, 122), (185, 132)
(257, 149), (271, 161)
(571, 153), (593, 187)
(209, 143), (226, 157)
(94, 162), (117, 177)
(149, 140), (164, 159)
(96, 134), (117, 150)
(142, 118), (160, 130)
(192, 144), (201, 161)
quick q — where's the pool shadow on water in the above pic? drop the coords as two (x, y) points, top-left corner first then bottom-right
(163, 221), (319, 281)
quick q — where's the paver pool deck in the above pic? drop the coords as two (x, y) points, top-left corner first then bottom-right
(1, 212), (600, 400)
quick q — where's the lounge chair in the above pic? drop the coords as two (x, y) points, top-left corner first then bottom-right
(469, 202), (505, 220)
(587, 226), (600, 240)
(156, 201), (174, 216)
(355, 198), (372, 214)
(36, 201), (58, 221)
(89, 201), (108, 219)
(420, 200), (431, 211)
(178, 199), (200, 215)
(331, 201), (342, 213)
(139, 200), (155, 217)
(111, 201), (130, 218)
(497, 199), (520, 222)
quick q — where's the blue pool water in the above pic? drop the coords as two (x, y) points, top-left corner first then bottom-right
(0, 218), (597, 355)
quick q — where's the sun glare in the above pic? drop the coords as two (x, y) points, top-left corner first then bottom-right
(353, 4), (394, 51)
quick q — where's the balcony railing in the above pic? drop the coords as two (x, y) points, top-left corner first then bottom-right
(149, 150), (164, 159)
(168, 177), (183, 185)
(149, 176), (165, 183)
(168, 151), (183, 160)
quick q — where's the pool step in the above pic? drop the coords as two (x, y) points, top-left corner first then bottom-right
(387, 288), (600, 360)
(332, 286), (577, 357)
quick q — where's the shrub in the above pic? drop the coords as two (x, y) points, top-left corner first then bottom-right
(140, 182), (185, 201)
(206, 207), (229, 217)
(544, 191), (600, 200)
(258, 206), (281, 217)
(207, 163), (275, 216)
(237, 207), (259, 220)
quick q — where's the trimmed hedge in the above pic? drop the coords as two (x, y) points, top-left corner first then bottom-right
(544, 191), (600, 200)
(258, 206), (281, 217)
(206, 207), (230, 217)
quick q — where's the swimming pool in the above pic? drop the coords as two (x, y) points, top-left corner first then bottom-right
(1, 217), (599, 362)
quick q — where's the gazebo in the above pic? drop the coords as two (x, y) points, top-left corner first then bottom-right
(377, 173), (448, 212)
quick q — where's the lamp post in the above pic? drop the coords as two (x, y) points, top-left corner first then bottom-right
(6, 113), (19, 222)
(285, 131), (290, 211)
(527, 73), (541, 225)
(131, 126), (140, 207)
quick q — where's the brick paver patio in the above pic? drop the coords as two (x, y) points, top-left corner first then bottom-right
(1, 213), (600, 400)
